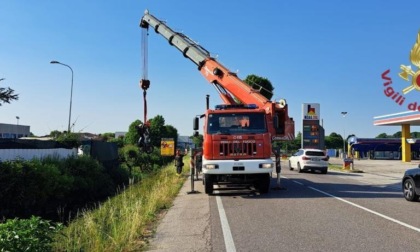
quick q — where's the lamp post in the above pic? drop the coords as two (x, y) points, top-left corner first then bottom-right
(341, 112), (347, 158)
(16, 116), (19, 125)
(50, 61), (74, 133)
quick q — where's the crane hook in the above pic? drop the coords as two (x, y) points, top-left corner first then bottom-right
(138, 79), (153, 154)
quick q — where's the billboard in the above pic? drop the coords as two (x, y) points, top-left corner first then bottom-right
(160, 138), (175, 156)
(302, 103), (320, 120)
(302, 103), (324, 149)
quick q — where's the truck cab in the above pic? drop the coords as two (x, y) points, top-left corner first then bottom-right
(198, 104), (274, 194)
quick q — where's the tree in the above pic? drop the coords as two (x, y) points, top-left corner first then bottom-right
(100, 132), (115, 142)
(124, 119), (142, 145)
(392, 131), (402, 138)
(149, 115), (166, 147)
(411, 132), (420, 138)
(0, 78), (19, 106)
(100, 132), (124, 147)
(108, 136), (124, 148)
(124, 115), (178, 149)
(55, 132), (81, 148)
(164, 125), (178, 138)
(243, 74), (274, 100)
(325, 132), (344, 149)
(49, 130), (63, 138)
(191, 134), (203, 147)
(280, 132), (301, 153)
(376, 133), (389, 138)
(164, 124), (178, 147)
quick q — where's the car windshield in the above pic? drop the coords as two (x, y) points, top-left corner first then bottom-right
(306, 151), (325, 156)
(207, 113), (266, 135)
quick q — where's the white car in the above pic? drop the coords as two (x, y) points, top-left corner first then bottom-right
(288, 149), (329, 174)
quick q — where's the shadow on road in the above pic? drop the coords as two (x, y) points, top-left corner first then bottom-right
(206, 174), (404, 201)
(242, 175), (404, 200)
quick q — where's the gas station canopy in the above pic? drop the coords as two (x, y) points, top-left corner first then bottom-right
(373, 110), (420, 162)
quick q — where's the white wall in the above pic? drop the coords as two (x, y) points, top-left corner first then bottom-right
(0, 148), (77, 161)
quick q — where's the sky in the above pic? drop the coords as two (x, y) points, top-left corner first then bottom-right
(1, 0), (420, 138)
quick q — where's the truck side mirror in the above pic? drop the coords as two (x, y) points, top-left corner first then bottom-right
(273, 116), (279, 129)
(273, 114), (285, 134)
(193, 117), (199, 130)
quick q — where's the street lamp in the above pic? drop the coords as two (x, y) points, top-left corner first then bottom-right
(341, 112), (347, 158)
(50, 60), (74, 133)
(16, 116), (19, 125)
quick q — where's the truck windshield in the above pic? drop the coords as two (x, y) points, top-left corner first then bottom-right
(207, 113), (267, 134)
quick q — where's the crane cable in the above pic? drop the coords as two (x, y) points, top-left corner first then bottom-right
(140, 25), (150, 123)
(138, 23), (152, 154)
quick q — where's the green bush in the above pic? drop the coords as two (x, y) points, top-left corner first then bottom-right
(61, 156), (115, 204)
(55, 132), (81, 148)
(0, 216), (62, 252)
(104, 163), (129, 189)
(120, 144), (139, 167)
(0, 156), (128, 222)
(0, 159), (74, 218)
(119, 145), (170, 176)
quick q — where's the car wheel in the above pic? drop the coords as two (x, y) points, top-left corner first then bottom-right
(289, 161), (293, 170)
(297, 163), (302, 173)
(321, 168), (328, 174)
(403, 178), (418, 202)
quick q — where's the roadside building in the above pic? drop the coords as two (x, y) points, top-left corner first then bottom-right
(177, 135), (194, 151)
(0, 123), (30, 139)
(349, 137), (420, 160)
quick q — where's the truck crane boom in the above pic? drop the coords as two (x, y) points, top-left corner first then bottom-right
(140, 10), (294, 141)
(139, 10), (295, 194)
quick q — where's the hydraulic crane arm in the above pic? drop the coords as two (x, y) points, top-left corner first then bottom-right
(140, 10), (276, 109)
(140, 10), (208, 68)
(140, 10), (239, 105)
(140, 10), (295, 140)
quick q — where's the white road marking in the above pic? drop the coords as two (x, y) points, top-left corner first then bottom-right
(287, 175), (420, 233)
(293, 180), (304, 186)
(216, 196), (237, 252)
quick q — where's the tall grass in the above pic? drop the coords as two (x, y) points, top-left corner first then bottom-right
(52, 159), (189, 251)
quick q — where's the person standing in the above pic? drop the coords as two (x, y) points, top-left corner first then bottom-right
(174, 149), (184, 174)
(190, 149), (196, 170)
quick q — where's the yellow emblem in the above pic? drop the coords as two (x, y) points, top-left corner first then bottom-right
(400, 31), (420, 94)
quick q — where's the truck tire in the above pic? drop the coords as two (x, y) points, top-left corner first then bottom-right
(257, 173), (270, 194)
(204, 174), (214, 195)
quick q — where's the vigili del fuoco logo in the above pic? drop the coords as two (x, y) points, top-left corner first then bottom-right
(382, 31), (420, 110)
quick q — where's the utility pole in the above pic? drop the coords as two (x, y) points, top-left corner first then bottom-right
(341, 112), (348, 158)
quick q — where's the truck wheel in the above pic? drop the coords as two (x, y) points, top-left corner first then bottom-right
(257, 174), (270, 194)
(204, 174), (213, 195)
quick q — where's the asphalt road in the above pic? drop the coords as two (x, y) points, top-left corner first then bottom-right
(146, 158), (420, 252)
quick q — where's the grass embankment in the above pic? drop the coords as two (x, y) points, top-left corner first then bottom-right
(328, 163), (363, 173)
(281, 157), (363, 173)
(53, 158), (189, 252)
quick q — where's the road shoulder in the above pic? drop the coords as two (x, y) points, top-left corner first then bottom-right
(146, 174), (211, 251)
